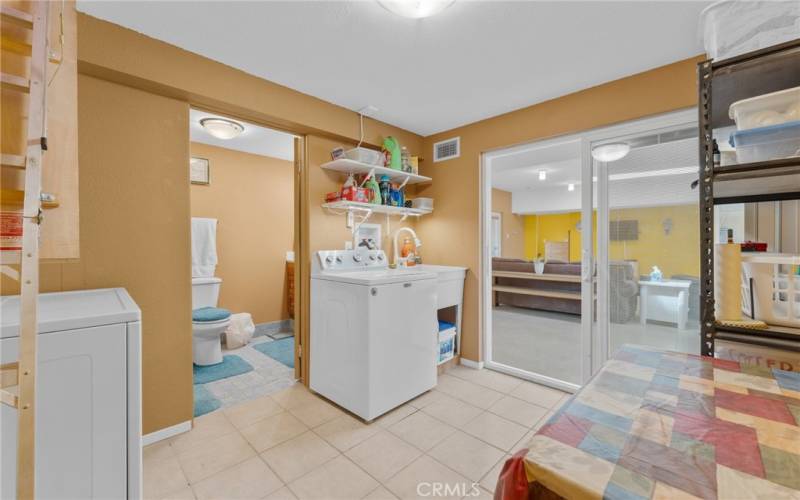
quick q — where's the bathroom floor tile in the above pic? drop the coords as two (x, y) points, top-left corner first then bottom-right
(363, 486), (398, 500)
(488, 395), (549, 428)
(170, 411), (237, 454)
(384, 455), (471, 500)
(271, 384), (320, 410)
(191, 456), (283, 500)
(239, 411), (308, 452)
(428, 431), (505, 481)
(462, 412), (528, 452)
(509, 381), (567, 409)
(345, 431), (421, 481)
(161, 485), (197, 500)
(223, 394), (284, 429)
(176, 431), (256, 483)
(373, 403), (418, 428)
(421, 393), (483, 427)
(387, 410), (456, 451)
(479, 455), (510, 493)
(288, 396), (345, 428)
(262, 486), (298, 500)
(143, 452), (190, 499)
(287, 455), (378, 500)
(260, 431), (340, 483)
(314, 414), (381, 452)
(446, 366), (523, 394)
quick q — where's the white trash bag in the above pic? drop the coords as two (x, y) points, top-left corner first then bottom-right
(224, 312), (255, 349)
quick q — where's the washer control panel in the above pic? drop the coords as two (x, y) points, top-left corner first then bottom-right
(317, 249), (387, 271)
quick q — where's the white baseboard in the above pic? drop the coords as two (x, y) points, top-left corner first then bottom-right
(459, 357), (484, 370)
(142, 420), (192, 447)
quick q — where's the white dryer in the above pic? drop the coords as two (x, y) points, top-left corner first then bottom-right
(311, 249), (437, 421)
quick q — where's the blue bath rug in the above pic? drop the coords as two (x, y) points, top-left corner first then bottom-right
(193, 385), (221, 417)
(253, 337), (295, 368)
(193, 354), (253, 385)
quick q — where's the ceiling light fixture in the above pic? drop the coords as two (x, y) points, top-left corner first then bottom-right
(568, 183), (575, 192)
(200, 117), (244, 140)
(378, 0), (455, 18)
(538, 170), (546, 181)
(591, 143), (630, 162)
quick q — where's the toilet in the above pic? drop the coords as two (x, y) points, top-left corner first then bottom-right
(191, 277), (231, 365)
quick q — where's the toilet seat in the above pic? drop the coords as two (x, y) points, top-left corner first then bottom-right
(192, 307), (231, 366)
(192, 306), (231, 323)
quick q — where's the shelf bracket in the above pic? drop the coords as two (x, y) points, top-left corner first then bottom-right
(359, 168), (376, 188)
(398, 175), (410, 190)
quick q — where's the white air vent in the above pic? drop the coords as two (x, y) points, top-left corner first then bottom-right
(433, 137), (460, 162)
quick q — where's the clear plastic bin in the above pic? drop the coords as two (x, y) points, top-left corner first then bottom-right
(701, 0), (800, 62)
(729, 121), (800, 164)
(344, 147), (384, 166)
(729, 87), (800, 131)
(410, 198), (434, 210)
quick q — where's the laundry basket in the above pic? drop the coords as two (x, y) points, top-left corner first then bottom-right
(741, 254), (800, 328)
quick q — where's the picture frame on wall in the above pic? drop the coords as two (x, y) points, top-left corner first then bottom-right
(190, 157), (210, 185)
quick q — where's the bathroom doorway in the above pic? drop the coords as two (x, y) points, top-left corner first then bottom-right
(188, 108), (304, 416)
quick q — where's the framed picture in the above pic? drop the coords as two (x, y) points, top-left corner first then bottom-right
(190, 157), (210, 185)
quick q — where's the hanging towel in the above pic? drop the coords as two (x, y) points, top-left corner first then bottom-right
(191, 217), (218, 278)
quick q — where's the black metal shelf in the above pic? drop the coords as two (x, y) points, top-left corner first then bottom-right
(698, 37), (800, 357)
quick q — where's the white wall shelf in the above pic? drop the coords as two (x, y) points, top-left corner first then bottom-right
(322, 200), (432, 217)
(321, 159), (431, 186)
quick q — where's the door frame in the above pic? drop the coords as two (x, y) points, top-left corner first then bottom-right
(480, 108), (697, 390)
(491, 212), (502, 258)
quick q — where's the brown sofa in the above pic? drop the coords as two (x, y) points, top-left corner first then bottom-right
(492, 258), (582, 315)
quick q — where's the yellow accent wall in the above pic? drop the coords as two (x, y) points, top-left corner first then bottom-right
(523, 205), (699, 278)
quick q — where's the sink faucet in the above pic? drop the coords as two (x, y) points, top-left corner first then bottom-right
(393, 227), (422, 267)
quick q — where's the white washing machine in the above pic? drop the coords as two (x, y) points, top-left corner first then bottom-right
(311, 249), (437, 421)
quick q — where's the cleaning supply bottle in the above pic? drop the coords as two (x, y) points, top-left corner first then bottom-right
(401, 146), (411, 172)
(379, 175), (391, 206)
(364, 175), (381, 205)
(401, 238), (416, 267)
(383, 136), (402, 171)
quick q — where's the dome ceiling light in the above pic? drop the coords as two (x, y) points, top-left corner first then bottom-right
(378, 0), (455, 19)
(200, 117), (245, 140)
(591, 143), (630, 162)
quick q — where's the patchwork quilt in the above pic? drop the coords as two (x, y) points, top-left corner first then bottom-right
(495, 345), (800, 500)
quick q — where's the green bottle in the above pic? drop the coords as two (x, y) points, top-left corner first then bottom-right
(365, 175), (381, 205)
(383, 136), (402, 171)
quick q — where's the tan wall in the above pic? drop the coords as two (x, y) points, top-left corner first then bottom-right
(491, 189), (525, 259)
(416, 56), (703, 362)
(190, 143), (293, 324)
(31, 75), (192, 434)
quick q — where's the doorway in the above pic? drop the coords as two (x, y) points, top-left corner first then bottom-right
(482, 109), (698, 389)
(187, 108), (304, 415)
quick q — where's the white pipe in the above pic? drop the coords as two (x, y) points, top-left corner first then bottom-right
(393, 227), (422, 267)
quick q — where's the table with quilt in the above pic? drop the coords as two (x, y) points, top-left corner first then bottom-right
(495, 345), (800, 500)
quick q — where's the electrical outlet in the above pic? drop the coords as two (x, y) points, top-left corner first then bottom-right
(345, 241), (353, 250)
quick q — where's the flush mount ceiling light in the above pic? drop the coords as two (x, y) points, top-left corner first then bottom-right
(200, 117), (244, 140)
(538, 170), (547, 181)
(568, 183), (575, 192)
(378, 0), (455, 18)
(591, 142), (630, 162)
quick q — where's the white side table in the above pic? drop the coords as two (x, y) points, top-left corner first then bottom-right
(638, 280), (691, 330)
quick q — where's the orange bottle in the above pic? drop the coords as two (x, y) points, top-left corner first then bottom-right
(401, 238), (416, 267)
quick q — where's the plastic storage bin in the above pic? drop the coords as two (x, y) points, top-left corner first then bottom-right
(729, 121), (800, 164)
(438, 320), (456, 364)
(344, 147), (384, 166)
(729, 87), (800, 131)
(411, 197), (434, 210)
(701, 0), (800, 62)
(742, 257), (800, 328)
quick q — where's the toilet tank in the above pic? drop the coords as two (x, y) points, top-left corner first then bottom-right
(191, 277), (222, 310)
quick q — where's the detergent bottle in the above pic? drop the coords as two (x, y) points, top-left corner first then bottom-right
(382, 136), (402, 171)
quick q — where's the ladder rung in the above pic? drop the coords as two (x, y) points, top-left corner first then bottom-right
(0, 36), (60, 63)
(0, 362), (19, 408)
(1, 72), (30, 93)
(0, 6), (33, 29)
(1, 154), (26, 168)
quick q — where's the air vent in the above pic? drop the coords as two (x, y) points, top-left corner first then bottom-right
(433, 137), (460, 162)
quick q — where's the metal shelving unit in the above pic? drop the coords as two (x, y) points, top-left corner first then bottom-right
(698, 38), (800, 357)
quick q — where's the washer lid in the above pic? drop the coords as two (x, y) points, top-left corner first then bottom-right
(312, 268), (436, 286)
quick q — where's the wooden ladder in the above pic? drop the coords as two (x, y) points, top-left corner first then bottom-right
(0, 2), (51, 498)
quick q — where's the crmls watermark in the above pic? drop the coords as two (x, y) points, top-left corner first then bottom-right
(416, 481), (482, 497)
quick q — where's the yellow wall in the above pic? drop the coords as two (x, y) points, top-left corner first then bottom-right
(522, 205), (700, 278)
(491, 189), (525, 259)
(416, 55), (702, 362)
(190, 143), (294, 324)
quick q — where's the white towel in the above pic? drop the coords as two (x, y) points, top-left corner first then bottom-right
(191, 217), (218, 278)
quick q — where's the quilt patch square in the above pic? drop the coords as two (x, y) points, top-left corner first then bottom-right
(773, 369), (800, 393)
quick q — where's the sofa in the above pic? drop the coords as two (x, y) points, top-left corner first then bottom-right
(492, 258), (582, 315)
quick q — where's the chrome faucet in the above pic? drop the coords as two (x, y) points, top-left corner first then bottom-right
(393, 227), (422, 267)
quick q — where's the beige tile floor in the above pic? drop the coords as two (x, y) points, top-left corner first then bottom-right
(144, 365), (570, 500)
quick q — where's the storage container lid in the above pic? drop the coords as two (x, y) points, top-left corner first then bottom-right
(1, 288), (141, 339)
(729, 120), (800, 147)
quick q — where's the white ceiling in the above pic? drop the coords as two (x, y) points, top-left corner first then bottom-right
(189, 109), (297, 160)
(76, 0), (709, 136)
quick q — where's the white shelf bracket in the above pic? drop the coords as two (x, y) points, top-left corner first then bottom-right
(398, 175), (410, 190)
(359, 168), (376, 188)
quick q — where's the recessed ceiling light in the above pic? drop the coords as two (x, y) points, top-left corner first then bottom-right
(591, 143), (630, 162)
(378, 0), (455, 18)
(568, 183), (575, 191)
(200, 117), (244, 140)
(538, 170), (546, 181)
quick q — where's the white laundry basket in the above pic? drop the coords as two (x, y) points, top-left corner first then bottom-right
(741, 254), (800, 328)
